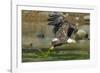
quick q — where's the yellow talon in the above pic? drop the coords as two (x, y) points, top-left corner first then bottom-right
(49, 46), (54, 50)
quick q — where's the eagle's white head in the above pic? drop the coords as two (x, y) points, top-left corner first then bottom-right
(67, 38), (76, 43)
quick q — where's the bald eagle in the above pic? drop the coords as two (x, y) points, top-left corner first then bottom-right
(48, 12), (77, 49)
